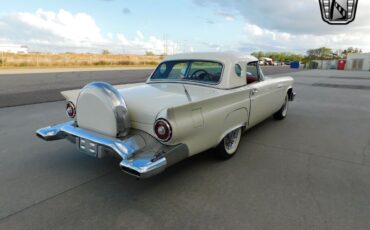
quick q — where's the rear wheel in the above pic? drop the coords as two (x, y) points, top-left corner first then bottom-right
(216, 127), (242, 160)
(274, 94), (288, 120)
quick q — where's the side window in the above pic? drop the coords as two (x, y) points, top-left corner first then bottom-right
(246, 62), (260, 84)
(151, 61), (188, 80)
(235, 64), (242, 77)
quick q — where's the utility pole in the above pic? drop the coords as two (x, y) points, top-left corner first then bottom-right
(163, 34), (168, 55)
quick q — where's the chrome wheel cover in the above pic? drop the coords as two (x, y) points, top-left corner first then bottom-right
(224, 128), (241, 155)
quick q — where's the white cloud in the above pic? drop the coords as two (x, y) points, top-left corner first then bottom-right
(136, 30), (145, 40)
(241, 23), (370, 53)
(0, 9), (184, 54)
(107, 33), (113, 39)
(16, 9), (105, 45)
(195, 0), (370, 52)
(117, 33), (129, 45)
(216, 12), (235, 21)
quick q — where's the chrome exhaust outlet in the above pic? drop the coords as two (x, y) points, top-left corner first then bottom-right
(119, 144), (188, 178)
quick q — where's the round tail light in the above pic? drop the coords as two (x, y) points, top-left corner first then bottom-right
(154, 119), (172, 142)
(66, 101), (76, 118)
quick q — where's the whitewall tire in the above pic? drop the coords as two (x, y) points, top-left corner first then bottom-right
(274, 95), (288, 120)
(216, 127), (242, 160)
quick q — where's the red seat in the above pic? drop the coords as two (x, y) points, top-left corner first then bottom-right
(247, 75), (258, 84)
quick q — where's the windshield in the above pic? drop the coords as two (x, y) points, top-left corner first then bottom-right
(150, 60), (223, 84)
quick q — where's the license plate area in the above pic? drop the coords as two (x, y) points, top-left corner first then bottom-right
(77, 137), (98, 157)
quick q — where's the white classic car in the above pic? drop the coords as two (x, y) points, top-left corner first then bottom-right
(37, 52), (296, 178)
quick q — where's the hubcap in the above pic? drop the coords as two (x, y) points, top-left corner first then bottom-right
(224, 128), (241, 155)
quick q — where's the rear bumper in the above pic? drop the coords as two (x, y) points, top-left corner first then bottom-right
(36, 121), (188, 178)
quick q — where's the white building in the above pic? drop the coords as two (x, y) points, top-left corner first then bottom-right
(346, 53), (370, 71)
(0, 44), (28, 54)
(312, 60), (338, 69)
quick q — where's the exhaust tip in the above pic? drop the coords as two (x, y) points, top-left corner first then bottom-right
(120, 165), (141, 177)
(36, 132), (45, 140)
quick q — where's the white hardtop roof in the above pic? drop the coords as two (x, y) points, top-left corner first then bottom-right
(164, 52), (258, 64)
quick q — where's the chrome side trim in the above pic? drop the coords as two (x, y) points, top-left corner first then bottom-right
(36, 122), (189, 178)
(79, 82), (131, 137)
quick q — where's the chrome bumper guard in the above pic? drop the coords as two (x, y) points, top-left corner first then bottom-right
(36, 121), (188, 178)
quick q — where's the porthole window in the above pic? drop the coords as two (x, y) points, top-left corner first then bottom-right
(235, 64), (242, 77)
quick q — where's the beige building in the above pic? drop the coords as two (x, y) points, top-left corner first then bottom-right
(346, 53), (370, 71)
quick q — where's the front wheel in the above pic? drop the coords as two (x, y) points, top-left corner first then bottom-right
(216, 127), (242, 160)
(274, 94), (288, 120)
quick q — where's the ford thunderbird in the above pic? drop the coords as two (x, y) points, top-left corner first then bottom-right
(36, 52), (296, 178)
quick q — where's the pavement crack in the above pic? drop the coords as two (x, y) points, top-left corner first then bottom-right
(0, 170), (115, 223)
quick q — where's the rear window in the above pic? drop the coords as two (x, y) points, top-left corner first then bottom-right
(150, 60), (223, 84)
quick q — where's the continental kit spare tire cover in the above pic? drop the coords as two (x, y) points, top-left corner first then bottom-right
(76, 82), (130, 137)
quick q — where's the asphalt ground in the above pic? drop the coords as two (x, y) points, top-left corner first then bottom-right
(0, 66), (301, 108)
(0, 69), (370, 229)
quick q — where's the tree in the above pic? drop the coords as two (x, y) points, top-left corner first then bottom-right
(251, 51), (265, 59)
(306, 47), (333, 60)
(145, 51), (155, 56)
(251, 52), (303, 62)
(102, 49), (111, 55)
(342, 47), (362, 57)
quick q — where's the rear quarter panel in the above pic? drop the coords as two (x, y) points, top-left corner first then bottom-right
(162, 87), (252, 156)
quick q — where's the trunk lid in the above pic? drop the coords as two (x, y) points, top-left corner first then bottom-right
(119, 83), (219, 124)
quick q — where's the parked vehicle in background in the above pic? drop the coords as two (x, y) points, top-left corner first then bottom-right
(36, 52), (296, 178)
(260, 57), (274, 66)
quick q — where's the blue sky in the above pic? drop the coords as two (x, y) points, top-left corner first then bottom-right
(0, 0), (369, 54)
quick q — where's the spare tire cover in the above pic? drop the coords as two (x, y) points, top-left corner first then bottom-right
(76, 82), (130, 137)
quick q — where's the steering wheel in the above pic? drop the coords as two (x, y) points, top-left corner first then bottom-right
(189, 69), (210, 80)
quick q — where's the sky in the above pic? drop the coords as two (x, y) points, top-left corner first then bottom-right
(0, 0), (369, 54)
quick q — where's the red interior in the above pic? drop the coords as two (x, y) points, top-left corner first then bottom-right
(247, 75), (258, 84)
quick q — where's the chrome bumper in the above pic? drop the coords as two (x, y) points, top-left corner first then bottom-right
(36, 121), (188, 178)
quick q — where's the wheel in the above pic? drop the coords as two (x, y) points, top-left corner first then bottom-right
(274, 94), (288, 120)
(216, 127), (242, 160)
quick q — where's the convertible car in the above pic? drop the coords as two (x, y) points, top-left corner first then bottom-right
(36, 52), (296, 178)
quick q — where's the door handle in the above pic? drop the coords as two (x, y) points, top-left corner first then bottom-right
(251, 88), (258, 95)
